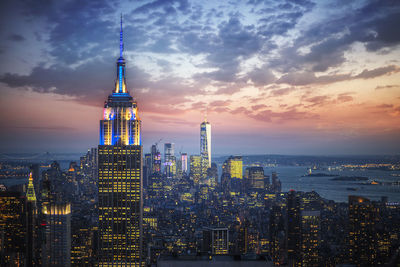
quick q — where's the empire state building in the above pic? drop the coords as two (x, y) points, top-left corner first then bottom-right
(98, 17), (143, 266)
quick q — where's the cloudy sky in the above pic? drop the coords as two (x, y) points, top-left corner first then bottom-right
(0, 0), (399, 155)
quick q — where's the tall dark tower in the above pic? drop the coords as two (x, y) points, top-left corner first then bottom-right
(287, 190), (301, 267)
(269, 204), (286, 265)
(26, 172), (37, 266)
(348, 195), (377, 266)
(98, 15), (143, 266)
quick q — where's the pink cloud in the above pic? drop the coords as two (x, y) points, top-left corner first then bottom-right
(270, 87), (295, 97)
(376, 104), (394, 109)
(302, 95), (332, 107)
(337, 93), (354, 103)
(251, 104), (268, 111)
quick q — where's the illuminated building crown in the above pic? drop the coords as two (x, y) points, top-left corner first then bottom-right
(99, 15), (141, 146)
(115, 14), (127, 94)
(26, 172), (37, 202)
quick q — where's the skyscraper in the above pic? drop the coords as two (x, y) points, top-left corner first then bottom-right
(0, 191), (26, 266)
(98, 16), (143, 266)
(348, 195), (377, 266)
(269, 204), (286, 265)
(164, 143), (174, 178)
(164, 143), (174, 160)
(26, 172), (37, 266)
(235, 218), (249, 255)
(200, 119), (211, 169)
(42, 203), (71, 267)
(271, 171), (281, 192)
(287, 190), (301, 267)
(181, 153), (188, 173)
(190, 155), (201, 184)
(206, 162), (218, 188)
(203, 227), (229, 255)
(151, 144), (161, 175)
(144, 153), (152, 188)
(222, 156), (243, 179)
(300, 210), (320, 267)
(245, 166), (265, 190)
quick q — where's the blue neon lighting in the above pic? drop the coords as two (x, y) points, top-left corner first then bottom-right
(119, 66), (123, 93)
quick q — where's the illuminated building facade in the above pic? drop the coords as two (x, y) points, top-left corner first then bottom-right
(26, 172), (37, 202)
(181, 153), (188, 173)
(200, 119), (211, 169)
(190, 155), (202, 184)
(148, 147), (162, 197)
(170, 156), (177, 177)
(203, 227), (229, 255)
(42, 203), (71, 267)
(348, 195), (377, 266)
(206, 162), (218, 188)
(199, 185), (209, 201)
(223, 156), (243, 179)
(98, 17), (143, 266)
(164, 143), (174, 178)
(151, 145), (161, 175)
(71, 226), (97, 266)
(0, 191), (26, 266)
(300, 210), (320, 267)
(221, 156), (243, 192)
(80, 148), (98, 180)
(245, 166), (265, 189)
(176, 157), (183, 178)
(235, 219), (249, 254)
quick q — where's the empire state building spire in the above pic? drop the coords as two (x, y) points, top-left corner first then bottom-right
(100, 14), (141, 146)
(115, 14), (127, 94)
(119, 14), (124, 59)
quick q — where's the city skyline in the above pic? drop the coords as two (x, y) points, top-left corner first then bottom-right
(0, 0), (400, 155)
(0, 4), (399, 264)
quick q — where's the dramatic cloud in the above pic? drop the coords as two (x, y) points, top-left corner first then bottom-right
(0, 57), (146, 106)
(248, 65), (276, 86)
(0, 0), (400, 154)
(248, 108), (316, 123)
(271, 1), (400, 73)
(277, 65), (400, 86)
(355, 65), (400, 79)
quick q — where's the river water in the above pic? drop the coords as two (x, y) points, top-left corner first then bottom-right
(266, 166), (400, 203)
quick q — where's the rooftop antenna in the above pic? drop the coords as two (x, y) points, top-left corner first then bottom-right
(120, 13), (124, 58)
